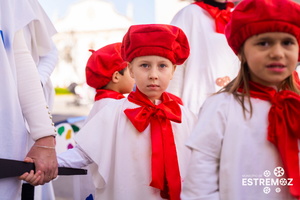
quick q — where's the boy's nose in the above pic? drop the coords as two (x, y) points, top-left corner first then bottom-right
(149, 68), (158, 80)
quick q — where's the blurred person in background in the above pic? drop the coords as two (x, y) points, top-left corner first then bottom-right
(167, 0), (240, 115)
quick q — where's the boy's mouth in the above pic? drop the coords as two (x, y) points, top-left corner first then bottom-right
(147, 84), (159, 88)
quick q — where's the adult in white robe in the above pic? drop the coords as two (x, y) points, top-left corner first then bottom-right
(167, 3), (240, 115)
(181, 93), (296, 200)
(23, 0), (58, 110)
(58, 97), (197, 200)
(22, 1), (58, 199)
(0, 0), (57, 199)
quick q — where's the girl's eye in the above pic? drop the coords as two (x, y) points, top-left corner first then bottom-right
(282, 40), (295, 46)
(257, 41), (269, 46)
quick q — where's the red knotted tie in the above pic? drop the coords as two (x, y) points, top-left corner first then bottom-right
(94, 89), (125, 101)
(124, 88), (182, 200)
(194, 2), (234, 34)
(239, 81), (300, 199)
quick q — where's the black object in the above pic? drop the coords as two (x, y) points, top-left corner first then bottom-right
(21, 183), (34, 200)
(0, 158), (87, 179)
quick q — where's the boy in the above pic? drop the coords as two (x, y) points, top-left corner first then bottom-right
(85, 42), (135, 121)
(56, 24), (197, 200)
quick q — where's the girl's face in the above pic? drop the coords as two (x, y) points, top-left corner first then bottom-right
(129, 55), (176, 103)
(242, 32), (299, 89)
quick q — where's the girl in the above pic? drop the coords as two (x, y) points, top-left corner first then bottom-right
(181, 0), (300, 199)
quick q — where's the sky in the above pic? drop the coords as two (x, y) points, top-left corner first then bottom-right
(38, 0), (155, 24)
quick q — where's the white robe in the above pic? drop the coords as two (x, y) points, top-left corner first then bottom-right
(0, 0), (56, 199)
(22, 2), (58, 198)
(167, 4), (240, 115)
(181, 92), (297, 200)
(23, 0), (58, 110)
(58, 98), (197, 200)
(84, 98), (120, 124)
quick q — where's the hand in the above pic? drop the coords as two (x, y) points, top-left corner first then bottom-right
(25, 136), (58, 185)
(19, 157), (42, 186)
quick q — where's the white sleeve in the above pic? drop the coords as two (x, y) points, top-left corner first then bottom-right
(181, 95), (228, 200)
(57, 145), (93, 168)
(38, 41), (58, 86)
(181, 150), (220, 200)
(13, 29), (56, 140)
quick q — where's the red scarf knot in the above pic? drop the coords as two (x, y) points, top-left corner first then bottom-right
(124, 88), (182, 200)
(94, 89), (125, 101)
(239, 81), (300, 198)
(194, 2), (234, 34)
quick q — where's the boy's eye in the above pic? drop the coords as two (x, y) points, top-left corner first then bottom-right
(159, 64), (167, 68)
(141, 64), (149, 68)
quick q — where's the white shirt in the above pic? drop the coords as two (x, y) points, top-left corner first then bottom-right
(167, 4), (240, 115)
(181, 92), (296, 200)
(58, 98), (197, 200)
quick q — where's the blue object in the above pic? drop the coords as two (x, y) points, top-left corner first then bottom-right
(86, 194), (94, 200)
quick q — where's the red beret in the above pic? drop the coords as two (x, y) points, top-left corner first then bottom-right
(86, 42), (127, 89)
(225, 0), (300, 60)
(121, 24), (190, 65)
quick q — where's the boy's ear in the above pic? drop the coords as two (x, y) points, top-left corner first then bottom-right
(170, 65), (177, 80)
(111, 71), (120, 83)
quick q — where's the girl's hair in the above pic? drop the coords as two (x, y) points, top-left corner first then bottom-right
(218, 46), (300, 117)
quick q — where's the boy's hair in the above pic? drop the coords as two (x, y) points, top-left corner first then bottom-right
(118, 67), (126, 76)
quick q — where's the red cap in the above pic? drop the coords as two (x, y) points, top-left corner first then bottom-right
(86, 42), (127, 89)
(121, 24), (190, 65)
(225, 0), (300, 60)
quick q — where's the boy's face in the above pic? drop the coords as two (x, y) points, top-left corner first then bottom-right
(241, 32), (299, 89)
(129, 55), (176, 103)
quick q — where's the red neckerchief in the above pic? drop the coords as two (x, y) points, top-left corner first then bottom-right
(238, 81), (300, 199)
(94, 89), (125, 101)
(193, 1), (234, 34)
(124, 88), (182, 200)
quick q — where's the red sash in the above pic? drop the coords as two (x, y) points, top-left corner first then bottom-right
(238, 81), (300, 198)
(94, 89), (125, 101)
(194, 1), (234, 33)
(124, 88), (182, 200)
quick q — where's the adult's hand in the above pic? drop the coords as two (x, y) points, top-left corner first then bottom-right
(25, 136), (58, 185)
